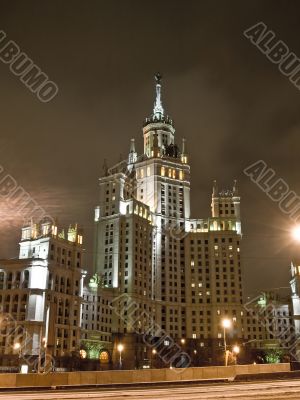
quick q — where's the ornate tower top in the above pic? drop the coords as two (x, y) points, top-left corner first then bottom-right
(143, 73), (173, 127)
(153, 73), (164, 117)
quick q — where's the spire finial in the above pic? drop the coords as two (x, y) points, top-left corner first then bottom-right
(153, 72), (164, 117)
(128, 138), (137, 164)
(213, 180), (218, 197)
(155, 73), (162, 84)
(233, 179), (239, 196)
(130, 138), (135, 152)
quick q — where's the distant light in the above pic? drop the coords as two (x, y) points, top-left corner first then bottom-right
(20, 365), (28, 374)
(233, 345), (240, 354)
(117, 344), (124, 352)
(292, 226), (300, 242)
(79, 349), (87, 359)
(14, 343), (21, 350)
(222, 318), (231, 329)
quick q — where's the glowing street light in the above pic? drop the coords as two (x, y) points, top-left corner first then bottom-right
(232, 345), (240, 365)
(13, 342), (21, 350)
(233, 345), (240, 354)
(292, 226), (300, 242)
(222, 318), (232, 366)
(14, 342), (22, 359)
(117, 343), (124, 369)
(180, 338), (186, 345)
(222, 318), (231, 329)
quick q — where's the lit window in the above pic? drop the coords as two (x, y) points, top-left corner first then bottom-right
(161, 167), (165, 176)
(99, 351), (109, 363)
(168, 169), (172, 178)
(172, 169), (176, 179)
(217, 333), (222, 338)
(179, 170), (183, 180)
(147, 167), (150, 177)
(192, 333), (196, 339)
(141, 169), (144, 178)
(191, 283), (195, 287)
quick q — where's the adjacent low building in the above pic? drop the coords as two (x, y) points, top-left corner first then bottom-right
(0, 220), (86, 370)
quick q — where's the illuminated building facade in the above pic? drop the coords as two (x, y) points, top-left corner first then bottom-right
(93, 75), (245, 366)
(0, 220), (85, 370)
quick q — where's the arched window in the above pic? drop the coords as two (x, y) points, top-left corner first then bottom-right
(99, 351), (109, 363)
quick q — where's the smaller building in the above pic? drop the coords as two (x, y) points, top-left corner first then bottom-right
(243, 291), (293, 362)
(80, 274), (113, 368)
(0, 220), (86, 371)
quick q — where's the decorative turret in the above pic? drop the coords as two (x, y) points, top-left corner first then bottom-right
(143, 74), (175, 158)
(233, 179), (239, 196)
(144, 73), (173, 127)
(128, 138), (138, 164)
(212, 180), (218, 197)
(211, 180), (241, 234)
(181, 138), (188, 164)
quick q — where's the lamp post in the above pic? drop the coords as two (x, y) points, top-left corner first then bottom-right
(222, 318), (231, 366)
(151, 349), (157, 368)
(13, 342), (21, 371)
(233, 345), (240, 365)
(14, 342), (21, 357)
(117, 343), (124, 369)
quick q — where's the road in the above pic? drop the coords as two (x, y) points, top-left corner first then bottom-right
(2, 380), (300, 400)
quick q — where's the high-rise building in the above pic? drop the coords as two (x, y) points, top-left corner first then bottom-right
(93, 75), (245, 367)
(0, 75), (298, 370)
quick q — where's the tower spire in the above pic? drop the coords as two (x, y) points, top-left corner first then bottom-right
(128, 138), (137, 164)
(153, 73), (164, 117)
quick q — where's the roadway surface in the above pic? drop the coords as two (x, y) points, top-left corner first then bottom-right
(2, 379), (300, 399)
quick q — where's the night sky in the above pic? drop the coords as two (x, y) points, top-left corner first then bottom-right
(0, 0), (300, 297)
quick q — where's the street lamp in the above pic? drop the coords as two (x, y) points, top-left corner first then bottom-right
(222, 318), (231, 366)
(14, 342), (21, 356)
(292, 226), (300, 241)
(151, 348), (157, 368)
(117, 343), (124, 369)
(233, 345), (240, 364)
(180, 338), (186, 345)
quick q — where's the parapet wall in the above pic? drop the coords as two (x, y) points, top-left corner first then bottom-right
(0, 363), (291, 389)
